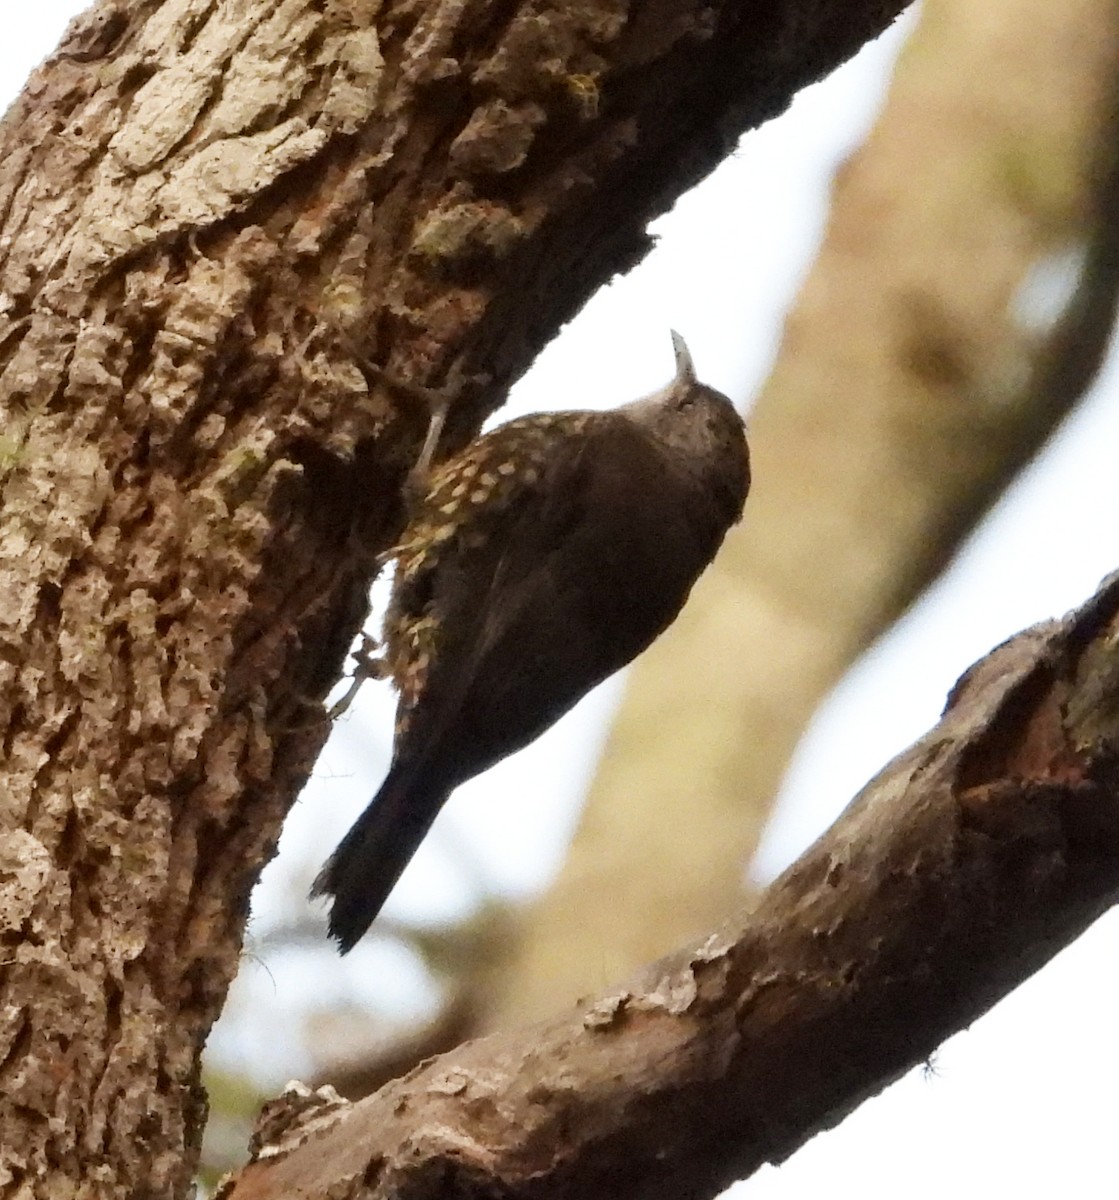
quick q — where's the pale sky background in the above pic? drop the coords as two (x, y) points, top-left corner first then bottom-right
(5, 5), (1119, 1196)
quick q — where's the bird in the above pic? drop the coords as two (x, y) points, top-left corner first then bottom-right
(312, 332), (751, 951)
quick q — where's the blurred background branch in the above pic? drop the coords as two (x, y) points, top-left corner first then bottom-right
(485, 0), (1119, 1031)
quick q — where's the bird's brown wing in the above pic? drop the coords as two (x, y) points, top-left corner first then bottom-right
(394, 417), (714, 789)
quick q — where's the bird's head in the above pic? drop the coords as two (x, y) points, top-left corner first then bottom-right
(622, 332), (750, 513)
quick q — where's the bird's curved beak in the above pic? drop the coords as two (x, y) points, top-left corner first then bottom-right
(670, 330), (697, 386)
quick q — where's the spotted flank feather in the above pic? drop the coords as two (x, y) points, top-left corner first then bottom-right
(383, 411), (597, 728)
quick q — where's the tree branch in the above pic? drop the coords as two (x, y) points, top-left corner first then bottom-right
(222, 570), (1119, 1200)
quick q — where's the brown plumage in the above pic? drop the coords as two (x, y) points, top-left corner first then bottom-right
(313, 334), (750, 951)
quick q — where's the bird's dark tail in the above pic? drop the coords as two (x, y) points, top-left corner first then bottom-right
(310, 766), (451, 953)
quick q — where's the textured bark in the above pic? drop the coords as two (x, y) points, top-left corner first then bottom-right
(0, 0), (909, 1193)
(492, 0), (1119, 1028)
(222, 571), (1119, 1200)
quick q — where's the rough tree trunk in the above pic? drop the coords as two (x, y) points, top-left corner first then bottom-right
(0, 0), (908, 1193)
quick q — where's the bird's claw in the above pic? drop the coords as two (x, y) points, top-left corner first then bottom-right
(328, 633), (388, 720)
(327, 324), (489, 493)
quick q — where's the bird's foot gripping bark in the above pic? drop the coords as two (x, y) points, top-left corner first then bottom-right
(328, 632), (388, 720)
(330, 328), (490, 499)
(347, 354), (448, 490)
